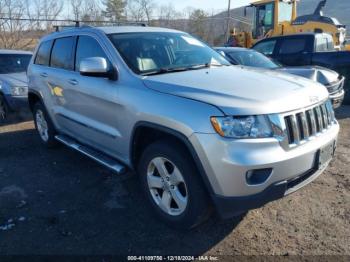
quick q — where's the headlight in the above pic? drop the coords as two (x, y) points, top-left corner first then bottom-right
(210, 115), (273, 138)
(10, 86), (27, 96)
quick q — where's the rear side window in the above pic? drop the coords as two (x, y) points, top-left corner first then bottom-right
(279, 39), (306, 54)
(35, 40), (52, 66)
(75, 35), (110, 71)
(253, 40), (276, 55)
(315, 36), (334, 52)
(50, 37), (75, 70)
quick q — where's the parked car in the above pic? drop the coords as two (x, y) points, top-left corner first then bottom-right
(251, 33), (350, 104)
(27, 26), (339, 229)
(0, 50), (32, 120)
(215, 47), (345, 108)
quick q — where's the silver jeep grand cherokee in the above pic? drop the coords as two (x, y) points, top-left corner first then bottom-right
(27, 26), (339, 229)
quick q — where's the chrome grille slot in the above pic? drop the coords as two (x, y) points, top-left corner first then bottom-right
(283, 101), (335, 147)
(314, 107), (322, 131)
(296, 113), (306, 140)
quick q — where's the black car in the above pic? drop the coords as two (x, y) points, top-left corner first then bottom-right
(216, 47), (345, 108)
(251, 33), (350, 104)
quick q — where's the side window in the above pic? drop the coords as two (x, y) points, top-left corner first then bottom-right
(253, 40), (276, 55)
(50, 37), (75, 70)
(315, 37), (328, 52)
(75, 35), (110, 71)
(279, 39), (306, 54)
(315, 35), (334, 52)
(34, 40), (53, 66)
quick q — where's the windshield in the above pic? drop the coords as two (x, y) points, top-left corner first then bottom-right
(108, 32), (230, 75)
(227, 50), (279, 69)
(0, 54), (32, 74)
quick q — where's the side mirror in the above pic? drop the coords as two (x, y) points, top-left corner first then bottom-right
(80, 57), (118, 80)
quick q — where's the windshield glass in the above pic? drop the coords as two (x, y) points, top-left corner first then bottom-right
(0, 54), (32, 74)
(227, 50), (279, 69)
(108, 32), (230, 75)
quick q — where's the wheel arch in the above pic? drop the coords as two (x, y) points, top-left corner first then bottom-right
(28, 89), (44, 112)
(130, 121), (215, 196)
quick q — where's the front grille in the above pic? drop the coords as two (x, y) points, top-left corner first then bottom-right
(284, 101), (335, 146)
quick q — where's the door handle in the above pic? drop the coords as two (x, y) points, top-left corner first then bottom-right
(40, 72), (48, 78)
(68, 79), (78, 85)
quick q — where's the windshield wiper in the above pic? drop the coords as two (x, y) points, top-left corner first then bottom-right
(141, 67), (189, 76)
(141, 63), (225, 76)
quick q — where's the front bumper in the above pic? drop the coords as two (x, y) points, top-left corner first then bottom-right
(190, 122), (339, 218)
(4, 95), (28, 111)
(212, 164), (328, 218)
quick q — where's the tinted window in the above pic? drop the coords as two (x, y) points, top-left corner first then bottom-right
(0, 54), (32, 74)
(35, 41), (52, 66)
(279, 39), (306, 54)
(50, 37), (75, 70)
(75, 36), (110, 71)
(253, 40), (276, 55)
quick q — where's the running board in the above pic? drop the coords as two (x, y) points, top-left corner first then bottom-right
(55, 135), (127, 174)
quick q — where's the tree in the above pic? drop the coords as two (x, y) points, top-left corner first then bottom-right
(70, 0), (102, 24)
(31, 0), (63, 30)
(126, 0), (155, 24)
(103, 0), (127, 21)
(188, 9), (208, 40)
(70, 0), (83, 21)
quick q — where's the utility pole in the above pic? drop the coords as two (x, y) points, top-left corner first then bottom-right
(225, 0), (231, 42)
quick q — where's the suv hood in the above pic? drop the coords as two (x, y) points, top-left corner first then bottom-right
(143, 66), (329, 115)
(276, 66), (339, 86)
(0, 72), (28, 87)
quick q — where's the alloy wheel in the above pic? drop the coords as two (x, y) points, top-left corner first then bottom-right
(147, 157), (188, 216)
(35, 109), (49, 142)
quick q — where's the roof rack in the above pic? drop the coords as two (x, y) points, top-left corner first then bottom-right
(53, 20), (147, 32)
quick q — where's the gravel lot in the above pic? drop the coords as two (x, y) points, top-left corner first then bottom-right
(0, 107), (349, 256)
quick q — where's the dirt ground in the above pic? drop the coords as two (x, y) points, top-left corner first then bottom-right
(0, 107), (349, 257)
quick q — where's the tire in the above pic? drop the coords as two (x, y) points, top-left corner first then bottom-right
(0, 94), (9, 121)
(33, 102), (58, 148)
(138, 140), (212, 229)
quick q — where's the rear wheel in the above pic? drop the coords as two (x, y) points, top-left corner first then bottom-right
(33, 102), (58, 148)
(138, 140), (211, 229)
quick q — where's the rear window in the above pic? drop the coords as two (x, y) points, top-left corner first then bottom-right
(50, 37), (75, 70)
(279, 39), (306, 54)
(35, 40), (52, 66)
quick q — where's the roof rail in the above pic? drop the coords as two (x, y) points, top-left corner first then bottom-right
(53, 20), (147, 32)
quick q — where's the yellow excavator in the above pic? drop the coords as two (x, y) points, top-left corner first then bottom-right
(230, 0), (349, 50)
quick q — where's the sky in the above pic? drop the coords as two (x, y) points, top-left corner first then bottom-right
(153, 0), (250, 12)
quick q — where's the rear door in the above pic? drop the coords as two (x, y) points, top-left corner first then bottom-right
(275, 36), (312, 66)
(46, 36), (79, 133)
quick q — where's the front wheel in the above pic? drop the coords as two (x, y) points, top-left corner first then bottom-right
(138, 140), (211, 229)
(33, 102), (58, 148)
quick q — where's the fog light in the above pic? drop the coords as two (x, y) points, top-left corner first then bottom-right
(246, 168), (273, 185)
